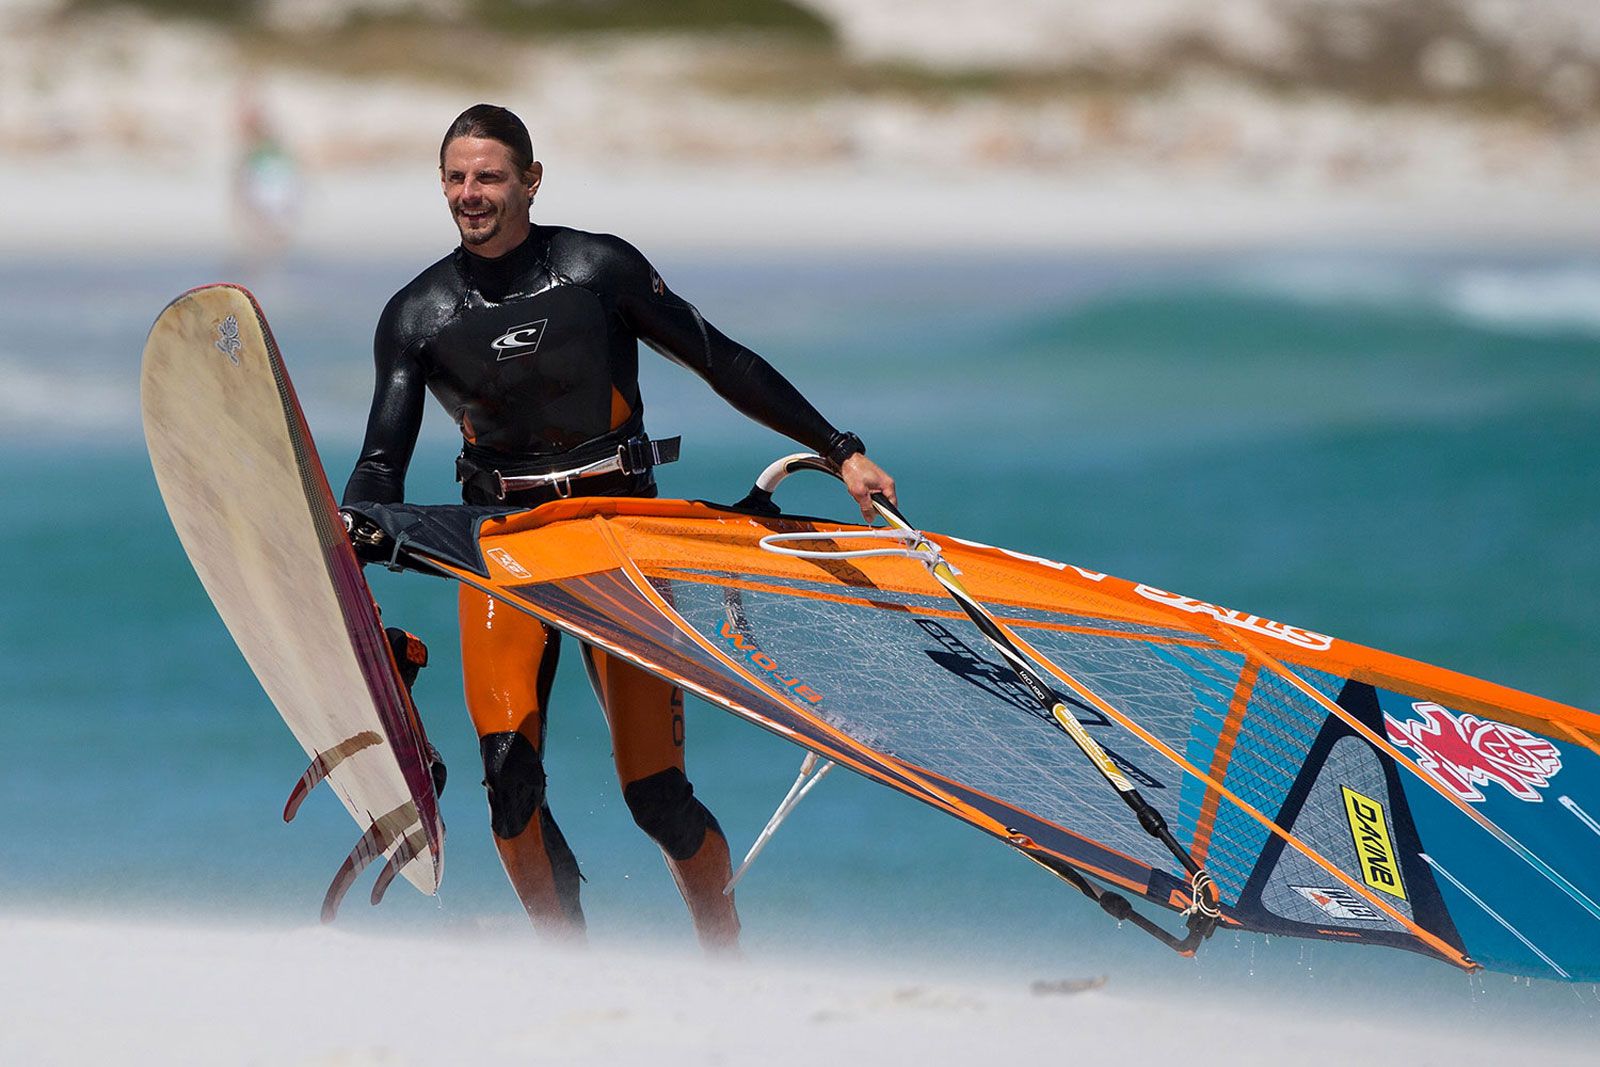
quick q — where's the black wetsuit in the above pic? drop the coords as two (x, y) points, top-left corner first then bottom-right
(340, 223), (844, 945)
(342, 224), (841, 507)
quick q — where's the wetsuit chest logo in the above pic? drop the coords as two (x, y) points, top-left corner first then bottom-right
(490, 319), (549, 360)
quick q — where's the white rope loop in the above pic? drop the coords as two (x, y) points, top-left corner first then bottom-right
(1183, 869), (1223, 919)
(758, 527), (942, 565)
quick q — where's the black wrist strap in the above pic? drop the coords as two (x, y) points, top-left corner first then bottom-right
(825, 430), (865, 468)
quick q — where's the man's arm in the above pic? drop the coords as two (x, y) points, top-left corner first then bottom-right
(607, 240), (834, 451)
(341, 298), (427, 506)
(602, 235), (896, 516)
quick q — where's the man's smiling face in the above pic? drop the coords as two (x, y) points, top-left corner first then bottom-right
(440, 136), (541, 258)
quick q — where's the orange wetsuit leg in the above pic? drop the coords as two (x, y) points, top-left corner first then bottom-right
(580, 645), (741, 951)
(458, 584), (584, 938)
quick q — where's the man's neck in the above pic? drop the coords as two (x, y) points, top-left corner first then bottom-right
(462, 218), (533, 261)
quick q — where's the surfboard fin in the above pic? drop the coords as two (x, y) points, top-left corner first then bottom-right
(369, 826), (430, 907)
(283, 731), (383, 823)
(320, 801), (417, 923)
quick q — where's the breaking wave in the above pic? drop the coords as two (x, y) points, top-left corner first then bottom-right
(1445, 266), (1600, 335)
(0, 355), (140, 438)
(1228, 256), (1600, 337)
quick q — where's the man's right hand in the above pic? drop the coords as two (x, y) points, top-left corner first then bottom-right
(839, 453), (897, 524)
(340, 507), (393, 565)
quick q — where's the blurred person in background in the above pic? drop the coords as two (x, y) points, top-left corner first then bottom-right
(340, 103), (894, 951)
(233, 87), (301, 266)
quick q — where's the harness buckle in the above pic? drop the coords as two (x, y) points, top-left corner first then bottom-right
(618, 436), (647, 476)
(618, 434), (680, 475)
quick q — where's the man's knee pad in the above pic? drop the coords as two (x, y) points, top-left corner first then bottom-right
(480, 732), (546, 839)
(623, 768), (721, 861)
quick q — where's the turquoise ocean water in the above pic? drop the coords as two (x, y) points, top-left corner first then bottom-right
(2, 248), (1598, 1032)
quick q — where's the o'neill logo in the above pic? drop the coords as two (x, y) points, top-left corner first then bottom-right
(491, 319), (548, 360)
(1385, 702), (1562, 803)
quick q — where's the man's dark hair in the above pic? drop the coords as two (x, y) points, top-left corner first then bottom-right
(440, 104), (535, 173)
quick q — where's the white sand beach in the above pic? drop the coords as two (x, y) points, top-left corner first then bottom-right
(1, 912), (1594, 1066)
(5, 1), (1599, 258)
(14, 157), (1600, 261)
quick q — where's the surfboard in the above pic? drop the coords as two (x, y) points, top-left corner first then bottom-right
(141, 283), (444, 919)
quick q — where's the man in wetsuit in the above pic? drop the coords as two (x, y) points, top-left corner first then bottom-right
(341, 104), (896, 950)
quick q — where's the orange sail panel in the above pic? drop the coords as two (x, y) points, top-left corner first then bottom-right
(350, 496), (1600, 980)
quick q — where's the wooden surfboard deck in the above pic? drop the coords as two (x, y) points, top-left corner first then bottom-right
(141, 284), (444, 914)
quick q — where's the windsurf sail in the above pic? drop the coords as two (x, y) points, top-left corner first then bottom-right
(751, 454), (1221, 950)
(345, 454), (1600, 980)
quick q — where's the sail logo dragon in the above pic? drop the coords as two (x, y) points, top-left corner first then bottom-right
(1385, 702), (1562, 803)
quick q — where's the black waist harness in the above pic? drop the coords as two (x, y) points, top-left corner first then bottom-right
(456, 415), (679, 507)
